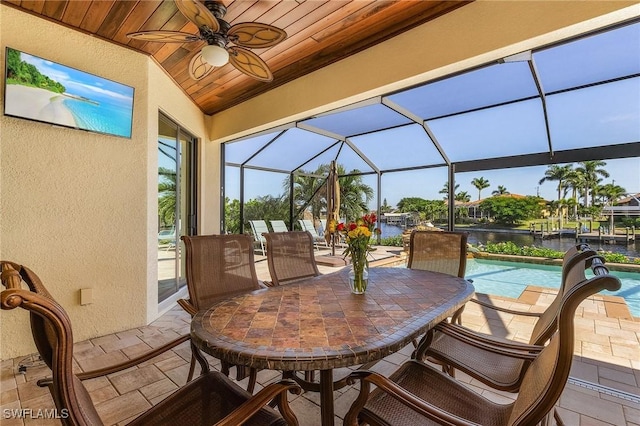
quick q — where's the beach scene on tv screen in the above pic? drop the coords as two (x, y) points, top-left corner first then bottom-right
(4, 48), (134, 138)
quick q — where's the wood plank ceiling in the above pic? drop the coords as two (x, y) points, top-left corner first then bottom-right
(3, 0), (470, 115)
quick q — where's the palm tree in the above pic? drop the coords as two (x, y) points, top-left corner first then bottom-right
(599, 183), (626, 205)
(158, 167), (176, 227)
(454, 191), (471, 202)
(471, 177), (490, 200)
(439, 181), (460, 199)
(564, 168), (582, 219)
(539, 164), (573, 202)
(492, 185), (509, 196)
(286, 171), (324, 221)
(575, 161), (610, 207)
(337, 166), (374, 221)
(287, 163), (374, 223)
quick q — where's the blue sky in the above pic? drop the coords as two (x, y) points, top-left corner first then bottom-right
(18, 49), (133, 106)
(225, 157), (639, 209)
(223, 22), (639, 209)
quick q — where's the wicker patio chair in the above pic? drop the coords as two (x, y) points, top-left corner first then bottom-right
(179, 234), (262, 390)
(414, 246), (601, 392)
(263, 231), (320, 287)
(343, 254), (621, 426)
(263, 230), (320, 383)
(0, 261), (300, 426)
(407, 230), (468, 324)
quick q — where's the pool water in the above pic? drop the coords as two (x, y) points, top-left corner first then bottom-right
(465, 258), (640, 317)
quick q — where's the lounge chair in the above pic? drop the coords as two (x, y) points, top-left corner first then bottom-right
(298, 219), (328, 249)
(249, 219), (270, 255)
(270, 220), (289, 232)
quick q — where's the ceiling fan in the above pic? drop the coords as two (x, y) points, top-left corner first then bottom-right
(127, 0), (286, 82)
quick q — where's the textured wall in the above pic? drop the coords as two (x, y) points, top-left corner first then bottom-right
(0, 4), (210, 358)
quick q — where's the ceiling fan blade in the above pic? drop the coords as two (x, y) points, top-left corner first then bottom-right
(175, 0), (219, 32)
(228, 23), (287, 48)
(228, 47), (274, 82)
(188, 52), (215, 80)
(127, 30), (201, 43)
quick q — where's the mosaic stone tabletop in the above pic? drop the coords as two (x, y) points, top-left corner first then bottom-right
(191, 267), (474, 371)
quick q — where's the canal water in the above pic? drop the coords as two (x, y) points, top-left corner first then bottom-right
(379, 223), (640, 259)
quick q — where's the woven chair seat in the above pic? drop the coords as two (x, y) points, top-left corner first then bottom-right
(363, 360), (512, 426)
(427, 330), (526, 388)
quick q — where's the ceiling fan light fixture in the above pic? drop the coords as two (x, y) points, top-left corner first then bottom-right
(201, 44), (229, 66)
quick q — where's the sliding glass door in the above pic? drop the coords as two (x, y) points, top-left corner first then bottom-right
(157, 113), (197, 303)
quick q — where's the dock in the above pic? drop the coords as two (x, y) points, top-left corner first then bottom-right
(530, 222), (636, 244)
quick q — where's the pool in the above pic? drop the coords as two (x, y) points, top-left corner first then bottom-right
(465, 258), (640, 317)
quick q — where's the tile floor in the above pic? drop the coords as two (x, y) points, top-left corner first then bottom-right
(1, 248), (639, 425)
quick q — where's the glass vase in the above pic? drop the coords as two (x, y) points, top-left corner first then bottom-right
(348, 259), (369, 294)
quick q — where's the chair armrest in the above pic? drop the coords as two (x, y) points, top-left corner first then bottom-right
(215, 379), (301, 426)
(432, 323), (543, 357)
(77, 334), (190, 380)
(177, 298), (197, 316)
(37, 333), (191, 387)
(469, 298), (543, 317)
(344, 370), (481, 426)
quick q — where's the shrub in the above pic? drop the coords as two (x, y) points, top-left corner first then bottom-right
(481, 242), (564, 259)
(379, 235), (403, 247)
(476, 241), (635, 264)
(600, 252), (629, 264)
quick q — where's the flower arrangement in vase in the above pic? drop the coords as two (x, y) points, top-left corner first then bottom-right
(333, 214), (381, 294)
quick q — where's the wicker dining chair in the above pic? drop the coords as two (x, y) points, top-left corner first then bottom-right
(407, 230), (468, 324)
(0, 261), (300, 426)
(179, 234), (262, 390)
(262, 231), (321, 287)
(343, 254), (621, 426)
(414, 246), (601, 392)
(262, 230), (320, 383)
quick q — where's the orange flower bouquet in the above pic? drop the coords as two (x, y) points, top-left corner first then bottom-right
(335, 214), (381, 293)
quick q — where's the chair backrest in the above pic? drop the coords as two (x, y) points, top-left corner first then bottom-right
(1, 261), (104, 426)
(527, 246), (600, 346)
(507, 256), (620, 425)
(270, 220), (289, 232)
(407, 231), (468, 278)
(263, 231), (320, 286)
(181, 234), (260, 310)
(249, 220), (269, 241)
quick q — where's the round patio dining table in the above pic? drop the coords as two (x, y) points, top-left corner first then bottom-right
(191, 266), (474, 426)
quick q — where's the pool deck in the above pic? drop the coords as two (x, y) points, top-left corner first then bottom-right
(2, 246), (638, 425)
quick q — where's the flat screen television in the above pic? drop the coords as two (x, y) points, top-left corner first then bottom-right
(3, 47), (134, 139)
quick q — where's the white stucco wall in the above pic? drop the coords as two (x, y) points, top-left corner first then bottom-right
(0, 4), (211, 359)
